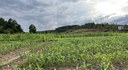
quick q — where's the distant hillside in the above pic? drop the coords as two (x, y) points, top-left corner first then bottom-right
(38, 23), (128, 33)
(64, 29), (109, 33)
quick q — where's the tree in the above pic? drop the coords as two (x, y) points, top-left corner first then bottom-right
(0, 18), (23, 34)
(4, 18), (23, 33)
(29, 24), (36, 33)
(0, 18), (6, 33)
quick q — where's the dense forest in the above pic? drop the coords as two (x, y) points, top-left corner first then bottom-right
(0, 18), (23, 34)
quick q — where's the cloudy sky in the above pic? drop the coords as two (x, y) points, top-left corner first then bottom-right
(0, 0), (128, 32)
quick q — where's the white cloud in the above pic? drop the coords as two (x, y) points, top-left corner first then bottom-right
(0, 0), (128, 32)
(95, 0), (128, 15)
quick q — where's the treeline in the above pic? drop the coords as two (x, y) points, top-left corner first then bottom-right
(1, 17), (128, 34)
(55, 23), (117, 32)
(0, 18), (23, 34)
(41, 23), (128, 33)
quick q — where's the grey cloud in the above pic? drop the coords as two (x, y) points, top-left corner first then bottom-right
(112, 15), (128, 24)
(0, 0), (128, 32)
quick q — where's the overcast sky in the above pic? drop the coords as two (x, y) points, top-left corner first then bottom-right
(0, 0), (128, 32)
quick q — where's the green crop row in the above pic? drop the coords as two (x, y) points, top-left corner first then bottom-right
(0, 34), (55, 55)
(53, 32), (127, 38)
(16, 33), (128, 70)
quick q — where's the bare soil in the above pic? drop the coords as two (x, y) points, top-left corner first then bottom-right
(0, 46), (30, 70)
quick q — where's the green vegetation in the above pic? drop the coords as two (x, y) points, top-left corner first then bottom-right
(1, 17), (128, 34)
(0, 17), (127, 69)
(3, 32), (126, 70)
(0, 17), (128, 70)
(0, 18), (23, 34)
(29, 24), (37, 33)
(40, 23), (128, 33)
(0, 34), (54, 55)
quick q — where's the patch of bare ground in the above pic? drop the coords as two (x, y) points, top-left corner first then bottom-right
(1, 56), (27, 70)
(114, 62), (128, 70)
(0, 42), (50, 70)
(0, 46), (30, 70)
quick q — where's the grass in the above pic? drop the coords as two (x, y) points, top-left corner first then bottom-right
(0, 32), (128, 70)
(14, 32), (128, 70)
(0, 34), (54, 55)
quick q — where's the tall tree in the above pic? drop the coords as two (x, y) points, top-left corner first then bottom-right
(0, 18), (6, 33)
(4, 18), (23, 33)
(29, 24), (36, 33)
(0, 18), (23, 34)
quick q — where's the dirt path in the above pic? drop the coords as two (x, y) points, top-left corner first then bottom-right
(0, 41), (52, 70)
(0, 46), (31, 70)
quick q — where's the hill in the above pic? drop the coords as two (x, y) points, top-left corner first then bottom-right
(38, 23), (128, 33)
